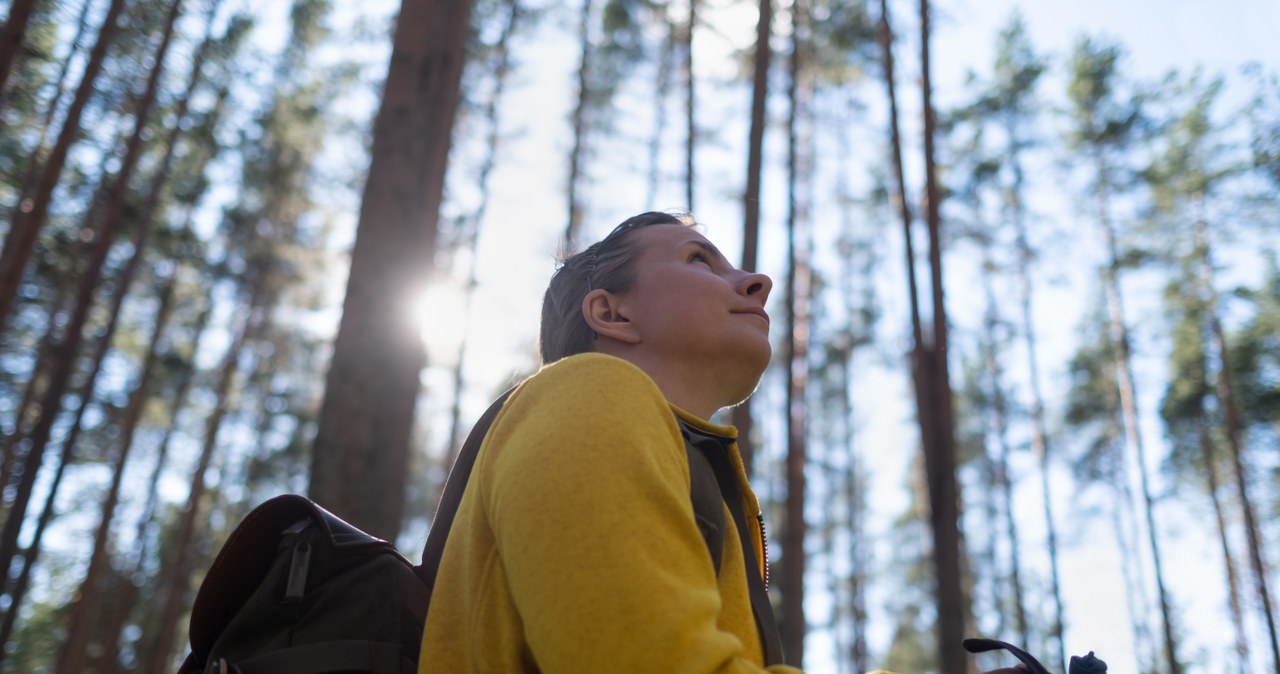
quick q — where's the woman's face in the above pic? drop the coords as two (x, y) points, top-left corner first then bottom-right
(610, 224), (773, 403)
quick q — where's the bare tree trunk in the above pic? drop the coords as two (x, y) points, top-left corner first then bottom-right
(443, 0), (520, 466)
(147, 295), (259, 674)
(779, 0), (810, 661)
(876, 0), (922, 351)
(563, 0), (592, 247)
(975, 230), (1029, 645)
(834, 91), (869, 674)
(919, 2), (966, 672)
(1197, 413), (1251, 671)
(732, 0), (771, 476)
(1094, 150), (1181, 674)
(0, 0), (127, 332)
(0, 268), (73, 494)
(311, 0), (472, 540)
(1194, 206), (1280, 672)
(0, 0), (40, 99)
(682, 0), (698, 212)
(100, 291), (210, 673)
(56, 249), (178, 674)
(1010, 171), (1068, 672)
(645, 9), (674, 207)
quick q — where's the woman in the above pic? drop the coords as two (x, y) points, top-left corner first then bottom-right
(419, 212), (1015, 673)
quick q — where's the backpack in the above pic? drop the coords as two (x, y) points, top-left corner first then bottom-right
(179, 391), (778, 673)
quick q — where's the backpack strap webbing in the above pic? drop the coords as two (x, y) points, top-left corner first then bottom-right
(680, 422), (788, 667)
(418, 388), (514, 596)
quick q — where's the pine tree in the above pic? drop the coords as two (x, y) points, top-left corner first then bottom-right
(1067, 37), (1181, 674)
(312, 0), (472, 540)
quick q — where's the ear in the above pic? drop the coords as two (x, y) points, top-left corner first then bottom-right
(582, 289), (641, 344)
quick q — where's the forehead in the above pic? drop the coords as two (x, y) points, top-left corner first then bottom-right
(629, 224), (722, 258)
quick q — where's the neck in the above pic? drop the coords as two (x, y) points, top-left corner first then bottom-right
(597, 348), (725, 419)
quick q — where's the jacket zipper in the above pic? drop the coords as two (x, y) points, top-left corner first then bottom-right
(757, 513), (769, 590)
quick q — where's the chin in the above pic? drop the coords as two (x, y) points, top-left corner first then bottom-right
(726, 351), (770, 406)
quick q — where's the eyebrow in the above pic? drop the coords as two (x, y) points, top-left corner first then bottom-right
(683, 239), (728, 263)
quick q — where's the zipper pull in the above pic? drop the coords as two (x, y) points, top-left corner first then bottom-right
(283, 519), (313, 602)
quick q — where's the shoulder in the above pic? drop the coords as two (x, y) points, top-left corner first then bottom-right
(481, 353), (683, 473)
(478, 353), (689, 510)
(503, 353), (670, 428)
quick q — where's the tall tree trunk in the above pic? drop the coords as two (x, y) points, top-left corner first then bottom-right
(1010, 160), (1068, 673)
(0, 0), (40, 99)
(0, 267), (73, 495)
(1197, 413), (1251, 671)
(0, 0), (182, 592)
(311, 0), (472, 540)
(779, 0), (810, 661)
(56, 250), (178, 674)
(147, 295), (259, 674)
(563, 0), (592, 247)
(918, 2), (965, 672)
(0, 0), (127, 333)
(979, 262), (1028, 646)
(102, 291), (210, 673)
(835, 91), (869, 674)
(876, 0), (922, 350)
(682, 0), (698, 211)
(1195, 205), (1280, 672)
(1094, 149), (1181, 674)
(443, 0), (520, 466)
(732, 0), (771, 476)
(645, 10), (674, 207)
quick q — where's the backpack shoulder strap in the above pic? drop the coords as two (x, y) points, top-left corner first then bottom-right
(418, 388), (515, 596)
(680, 422), (787, 667)
(684, 435), (727, 573)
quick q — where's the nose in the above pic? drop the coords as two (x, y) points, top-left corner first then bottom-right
(736, 271), (772, 302)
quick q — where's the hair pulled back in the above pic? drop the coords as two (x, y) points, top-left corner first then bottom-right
(538, 211), (694, 364)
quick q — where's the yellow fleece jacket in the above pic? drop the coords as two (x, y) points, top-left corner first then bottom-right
(419, 352), (804, 673)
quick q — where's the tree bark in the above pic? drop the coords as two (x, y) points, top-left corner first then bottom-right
(1195, 207), (1280, 672)
(0, 0), (127, 333)
(1197, 412), (1251, 670)
(682, 0), (698, 212)
(0, 0), (40, 98)
(645, 9), (674, 207)
(918, 2), (966, 672)
(563, 0), (592, 247)
(732, 0), (771, 476)
(311, 0), (473, 540)
(778, 0), (810, 661)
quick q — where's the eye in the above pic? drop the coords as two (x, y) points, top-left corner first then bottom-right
(688, 252), (712, 266)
